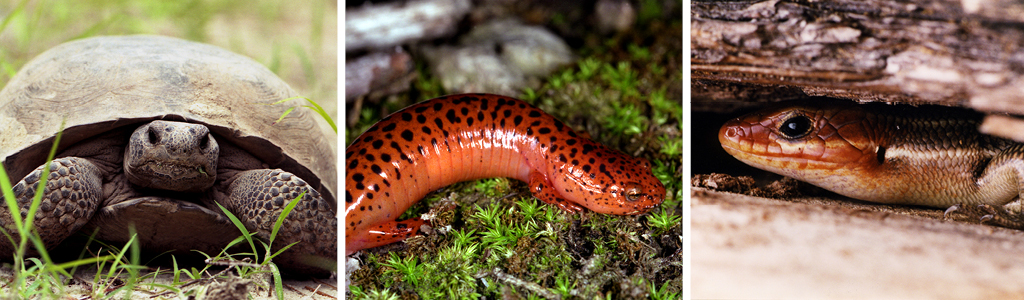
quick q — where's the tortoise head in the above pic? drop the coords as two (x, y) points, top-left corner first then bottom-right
(124, 120), (219, 192)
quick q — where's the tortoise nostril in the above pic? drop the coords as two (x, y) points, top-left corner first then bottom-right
(200, 133), (210, 150)
(147, 127), (160, 144)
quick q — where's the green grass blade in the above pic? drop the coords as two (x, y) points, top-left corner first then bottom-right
(271, 96), (337, 133)
(273, 106), (297, 125)
(216, 202), (258, 255)
(268, 191), (304, 244)
(271, 263), (285, 300)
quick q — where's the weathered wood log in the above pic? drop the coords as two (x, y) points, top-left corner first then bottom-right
(693, 0), (1024, 137)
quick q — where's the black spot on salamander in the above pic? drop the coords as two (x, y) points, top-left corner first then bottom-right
(566, 139), (577, 146)
(401, 112), (413, 121)
(348, 159), (358, 169)
(371, 164), (382, 175)
(539, 127), (551, 134)
(503, 109), (512, 118)
(381, 153), (391, 162)
(358, 148), (367, 155)
(383, 179), (391, 187)
(382, 123), (396, 132)
(422, 126), (432, 134)
(527, 127), (533, 135)
(500, 119), (506, 127)
(529, 110), (541, 118)
(467, 117), (475, 127)
(401, 130), (414, 142)
(434, 118), (445, 130)
(414, 106), (429, 113)
(461, 107), (470, 116)
(365, 154), (375, 162)
(417, 114), (427, 124)
(477, 112), (485, 122)
(572, 159), (579, 166)
(355, 183), (365, 190)
(514, 116), (523, 126)
(433, 102), (443, 112)
(481, 98), (489, 110)
(345, 191), (353, 203)
(599, 164), (614, 179)
(418, 146), (426, 156)
(372, 140), (384, 149)
(582, 144), (594, 155)
(362, 136), (373, 143)
(446, 109), (461, 124)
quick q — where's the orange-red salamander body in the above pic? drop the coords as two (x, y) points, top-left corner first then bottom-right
(719, 100), (1024, 208)
(346, 94), (665, 255)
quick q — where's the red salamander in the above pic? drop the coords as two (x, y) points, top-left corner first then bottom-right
(345, 94), (666, 255)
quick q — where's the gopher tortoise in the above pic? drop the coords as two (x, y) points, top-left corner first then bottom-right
(0, 35), (336, 275)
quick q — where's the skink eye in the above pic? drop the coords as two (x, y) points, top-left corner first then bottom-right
(779, 115), (814, 139)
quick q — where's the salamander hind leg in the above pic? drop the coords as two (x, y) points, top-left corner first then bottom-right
(224, 169), (336, 275)
(528, 171), (583, 213)
(0, 157), (102, 256)
(346, 218), (427, 255)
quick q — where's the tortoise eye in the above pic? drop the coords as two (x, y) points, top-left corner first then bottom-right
(778, 115), (814, 139)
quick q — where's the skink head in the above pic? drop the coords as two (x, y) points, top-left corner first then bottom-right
(718, 100), (883, 180)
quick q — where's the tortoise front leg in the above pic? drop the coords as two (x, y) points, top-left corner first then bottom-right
(0, 157), (102, 257)
(223, 169), (336, 275)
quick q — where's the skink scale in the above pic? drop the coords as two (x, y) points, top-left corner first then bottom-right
(718, 100), (1024, 208)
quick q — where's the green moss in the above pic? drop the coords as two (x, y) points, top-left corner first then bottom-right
(347, 2), (681, 298)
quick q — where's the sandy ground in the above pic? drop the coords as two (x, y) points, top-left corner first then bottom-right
(692, 187), (1024, 299)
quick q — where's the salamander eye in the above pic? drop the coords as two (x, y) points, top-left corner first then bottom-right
(625, 184), (642, 202)
(778, 115), (814, 139)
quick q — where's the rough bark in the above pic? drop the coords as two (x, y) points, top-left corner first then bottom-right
(693, 0), (1024, 134)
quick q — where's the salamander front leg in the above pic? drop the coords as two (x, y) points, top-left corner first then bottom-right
(528, 171), (583, 213)
(345, 218), (427, 255)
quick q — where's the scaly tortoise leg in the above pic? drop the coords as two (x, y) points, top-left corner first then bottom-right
(0, 157), (102, 256)
(222, 169), (336, 275)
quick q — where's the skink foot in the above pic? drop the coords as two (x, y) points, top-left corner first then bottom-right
(944, 203), (1024, 229)
(942, 204), (960, 218)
